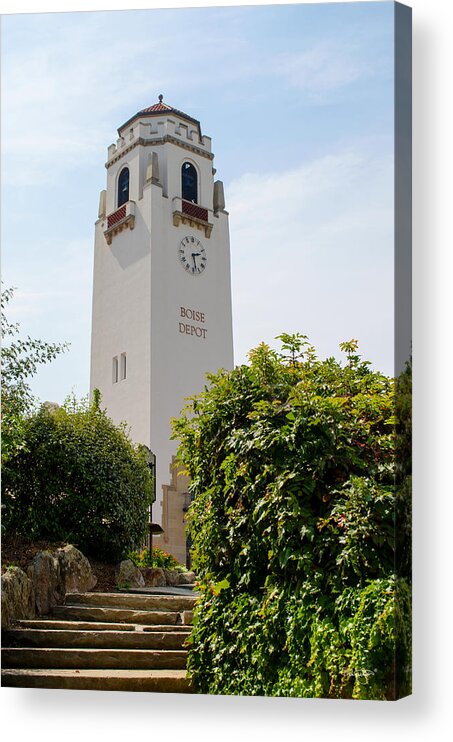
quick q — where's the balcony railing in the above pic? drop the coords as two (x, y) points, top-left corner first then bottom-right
(181, 200), (208, 222)
(173, 197), (212, 238)
(107, 204), (126, 228)
(104, 201), (135, 244)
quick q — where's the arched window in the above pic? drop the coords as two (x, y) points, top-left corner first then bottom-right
(181, 162), (198, 203)
(117, 167), (129, 207)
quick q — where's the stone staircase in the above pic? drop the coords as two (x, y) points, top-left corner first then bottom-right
(1, 591), (196, 692)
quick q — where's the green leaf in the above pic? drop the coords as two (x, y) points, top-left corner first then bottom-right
(212, 578), (230, 596)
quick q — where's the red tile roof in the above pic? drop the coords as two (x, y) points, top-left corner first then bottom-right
(141, 101), (173, 113)
(118, 95), (201, 137)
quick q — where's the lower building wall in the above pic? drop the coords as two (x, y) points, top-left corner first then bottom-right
(153, 457), (191, 567)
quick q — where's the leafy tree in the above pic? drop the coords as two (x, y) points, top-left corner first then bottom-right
(173, 334), (411, 699)
(2, 393), (153, 562)
(1, 286), (68, 464)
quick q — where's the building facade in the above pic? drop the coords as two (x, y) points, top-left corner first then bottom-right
(90, 97), (233, 560)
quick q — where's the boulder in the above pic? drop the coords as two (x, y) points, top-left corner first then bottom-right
(141, 567), (166, 587)
(116, 559), (145, 589)
(177, 570), (196, 585)
(164, 569), (180, 587)
(56, 544), (97, 593)
(1, 566), (35, 629)
(27, 550), (65, 615)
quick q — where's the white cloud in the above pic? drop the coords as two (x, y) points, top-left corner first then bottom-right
(4, 290), (69, 320)
(227, 144), (394, 374)
(1, 17), (187, 186)
(1, 7), (395, 400)
(3, 236), (94, 403)
(278, 43), (356, 96)
(1, 12), (379, 186)
(276, 41), (364, 98)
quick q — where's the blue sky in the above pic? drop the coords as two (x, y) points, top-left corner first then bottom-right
(1, 2), (395, 404)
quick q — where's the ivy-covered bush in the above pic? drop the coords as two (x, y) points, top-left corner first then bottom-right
(2, 393), (153, 562)
(173, 334), (411, 699)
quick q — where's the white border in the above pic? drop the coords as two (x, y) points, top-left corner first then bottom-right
(1, 1), (452, 739)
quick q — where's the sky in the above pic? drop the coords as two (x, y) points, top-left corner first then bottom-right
(1, 1), (395, 404)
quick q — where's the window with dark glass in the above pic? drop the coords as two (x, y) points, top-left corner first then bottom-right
(181, 162), (198, 203)
(112, 356), (118, 384)
(117, 167), (130, 207)
(120, 353), (127, 381)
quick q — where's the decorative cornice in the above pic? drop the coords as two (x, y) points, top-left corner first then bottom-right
(166, 134), (213, 160)
(106, 135), (213, 169)
(173, 209), (213, 239)
(103, 201), (136, 245)
(118, 102), (201, 139)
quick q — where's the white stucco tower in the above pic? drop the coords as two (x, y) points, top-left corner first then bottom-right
(90, 97), (233, 554)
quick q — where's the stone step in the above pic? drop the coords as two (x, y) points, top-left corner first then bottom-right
(5, 628), (190, 650)
(14, 619), (136, 631)
(142, 624), (191, 632)
(5, 628), (188, 649)
(181, 610), (194, 626)
(124, 587), (198, 598)
(1, 668), (192, 693)
(1, 590), (196, 692)
(2, 647), (188, 670)
(65, 592), (197, 612)
(52, 605), (180, 625)
(14, 619), (191, 633)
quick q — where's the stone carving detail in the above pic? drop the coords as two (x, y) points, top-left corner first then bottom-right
(145, 152), (160, 184)
(213, 180), (225, 213)
(98, 189), (106, 219)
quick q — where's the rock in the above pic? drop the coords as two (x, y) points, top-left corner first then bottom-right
(56, 544), (97, 593)
(141, 567), (166, 587)
(2, 544), (98, 627)
(116, 560), (145, 589)
(177, 571), (196, 585)
(1, 567), (35, 629)
(164, 569), (180, 587)
(181, 610), (194, 626)
(27, 550), (65, 615)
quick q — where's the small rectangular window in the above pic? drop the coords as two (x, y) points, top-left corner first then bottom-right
(120, 352), (127, 380)
(112, 356), (118, 383)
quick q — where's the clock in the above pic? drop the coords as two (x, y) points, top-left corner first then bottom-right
(178, 236), (207, 275)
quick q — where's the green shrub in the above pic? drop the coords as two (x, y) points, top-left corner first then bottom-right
(174, 334), (411, 699)
(2, 393), (153, 562)
(128, 547), (186, 571)
(1, 286), (67, 466)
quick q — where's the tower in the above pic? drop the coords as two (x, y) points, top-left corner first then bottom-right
(90, 96), (233, 560)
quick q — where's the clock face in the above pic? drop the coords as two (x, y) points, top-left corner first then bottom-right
(178, 236), (207, 276)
